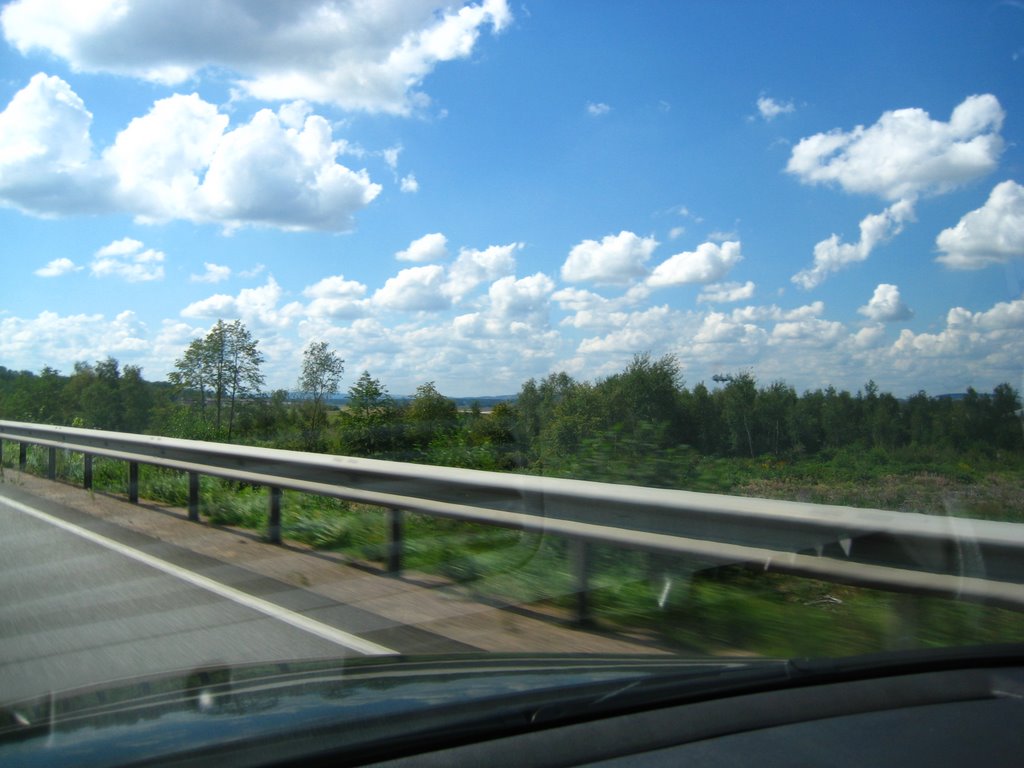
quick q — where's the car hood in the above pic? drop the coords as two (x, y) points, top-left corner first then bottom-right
(0, 653), (783, 767)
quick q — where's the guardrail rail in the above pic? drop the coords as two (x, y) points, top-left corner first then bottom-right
(2, 419), (1023, 621)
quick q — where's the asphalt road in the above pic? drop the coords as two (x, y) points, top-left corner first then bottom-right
(0, 483), (470, 704)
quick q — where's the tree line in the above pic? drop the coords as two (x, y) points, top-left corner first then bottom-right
(1, 321), (1021, 488)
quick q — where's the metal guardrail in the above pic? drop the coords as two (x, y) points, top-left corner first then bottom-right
(2, 419), (1023, 618)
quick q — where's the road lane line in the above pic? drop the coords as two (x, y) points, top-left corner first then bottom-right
(1, 495), (397, 656)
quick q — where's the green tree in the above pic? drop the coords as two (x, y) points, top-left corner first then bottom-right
(719, 372), (757, 457)
(339, 371), (399, 456)
(120, 364), (153, 433)
(405, 381), (458, 453)
(297, 340), (344, 450)
(169, 319), (265, 440)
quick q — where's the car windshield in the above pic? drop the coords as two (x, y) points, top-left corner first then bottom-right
(0, 0), (1022, 764)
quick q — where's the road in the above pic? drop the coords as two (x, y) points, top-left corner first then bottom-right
(0, 482), (470, 704)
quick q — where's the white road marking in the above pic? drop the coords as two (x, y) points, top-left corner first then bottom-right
(1, 495), (397, 656)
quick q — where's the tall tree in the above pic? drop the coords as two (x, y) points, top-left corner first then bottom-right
(340, 370), (398, 456)
(169, 319), (265, 440)
(297, 341), (345, 450)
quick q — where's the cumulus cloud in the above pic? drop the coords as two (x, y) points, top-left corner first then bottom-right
(400, 174), (419, 193)
(771, 316), (846, 346)
(0, 72), (111, 215)
(181, 277), (301, 329)
(396, 232), (448, 262)
(0, 309), (153, 373)
(561, 231), (658, 284)
(455, 272), (554, 338)
(190, 262), (231, 283)
(444, 243), (520, 300)
(0, 76), (381, 231)
(648, 241), (742, 287)
(587, 102), (611, 117)
(1, 0), (511, 115)
(697, 281), (756, 303)
(34, 257), (80, 277)
(786, 94), (1004, 200)
(892, 295), (1024, 385)
(373, 265), (450, 311)
(302, 274), (368, 318)
(935, 180), (1024, 269)
(91, 237), (165, 281)
(858, 283), (913, 322)
(792, 199), (914, 289)
(757, 96), (794, 121)
(489, 273), (554, 318)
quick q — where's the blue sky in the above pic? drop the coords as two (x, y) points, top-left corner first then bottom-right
(1, 1), (1022, 397)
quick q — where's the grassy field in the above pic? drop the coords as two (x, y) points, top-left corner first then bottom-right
(4, 441), (1023, 658)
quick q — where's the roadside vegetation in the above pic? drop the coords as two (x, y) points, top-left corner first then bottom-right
(2, 321), (1023, 657)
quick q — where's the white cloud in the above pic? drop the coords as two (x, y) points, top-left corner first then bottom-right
(239, 264), (265, 278)
(1, 0), (512, 115)
(0, 309), (152, 372)
(935, 180), (1024, 269)
(697, 281), (755, 303)
(852, 324), (887, 349)
(34, 257), (80, 277)
(577, 305), (682, 356)
(757, 95), (794, 121)
(0, 72), (111, 216)
(587, 102), (611, 117)
(454, 272), (554, 339)
(91, 238), (165, 282)
(0, 75), (381, 231)
(648, 241), (742, 287)
(302, 274), (368, 318)
(105, 92), (228, 223)
(180, 293), (237, 320)
(372, 264), (450, 311)
(181, 276), (300, 329)
(489, 272), (554, 318)
(890, 297), (1024, 389)
(382, 146), (401, 169)
(792, 199), (915, 289)
(396, 232), (448, 262)
(400, 174), (419, 193)
(197, 107), (381, 231)
(787, 94), (1004, 200)
(561, 231), (658, 284)
(771, 317), (846, 346)
(444, 242), (520, 301)
(96, 238), (144, 257)
(190, 262), (232, 283)
(858, 283), (913, 322)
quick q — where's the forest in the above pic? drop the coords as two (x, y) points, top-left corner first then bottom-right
(0, 320), (1021, 500)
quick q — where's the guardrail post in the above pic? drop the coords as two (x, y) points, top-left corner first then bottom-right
(570, 539), (592, 625)
(188, 472), (200, 522)
(19, 442), (27, 472)
(387, 508), (404, 575)
(128, 462), (139, 503)
(48, 446), (57, 480)
(268, 487), (282, 544)
(84, 455), (93, 489)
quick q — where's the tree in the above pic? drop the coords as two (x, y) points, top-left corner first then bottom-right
(719, 371), (757, 457)
(169, 319), (265, 440)
(340, 370), (399, 456)
(297, 341), (344, 450)
(405, 381), (458, 451)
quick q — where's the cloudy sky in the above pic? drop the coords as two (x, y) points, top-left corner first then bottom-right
(1, 1), (1022, 397)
